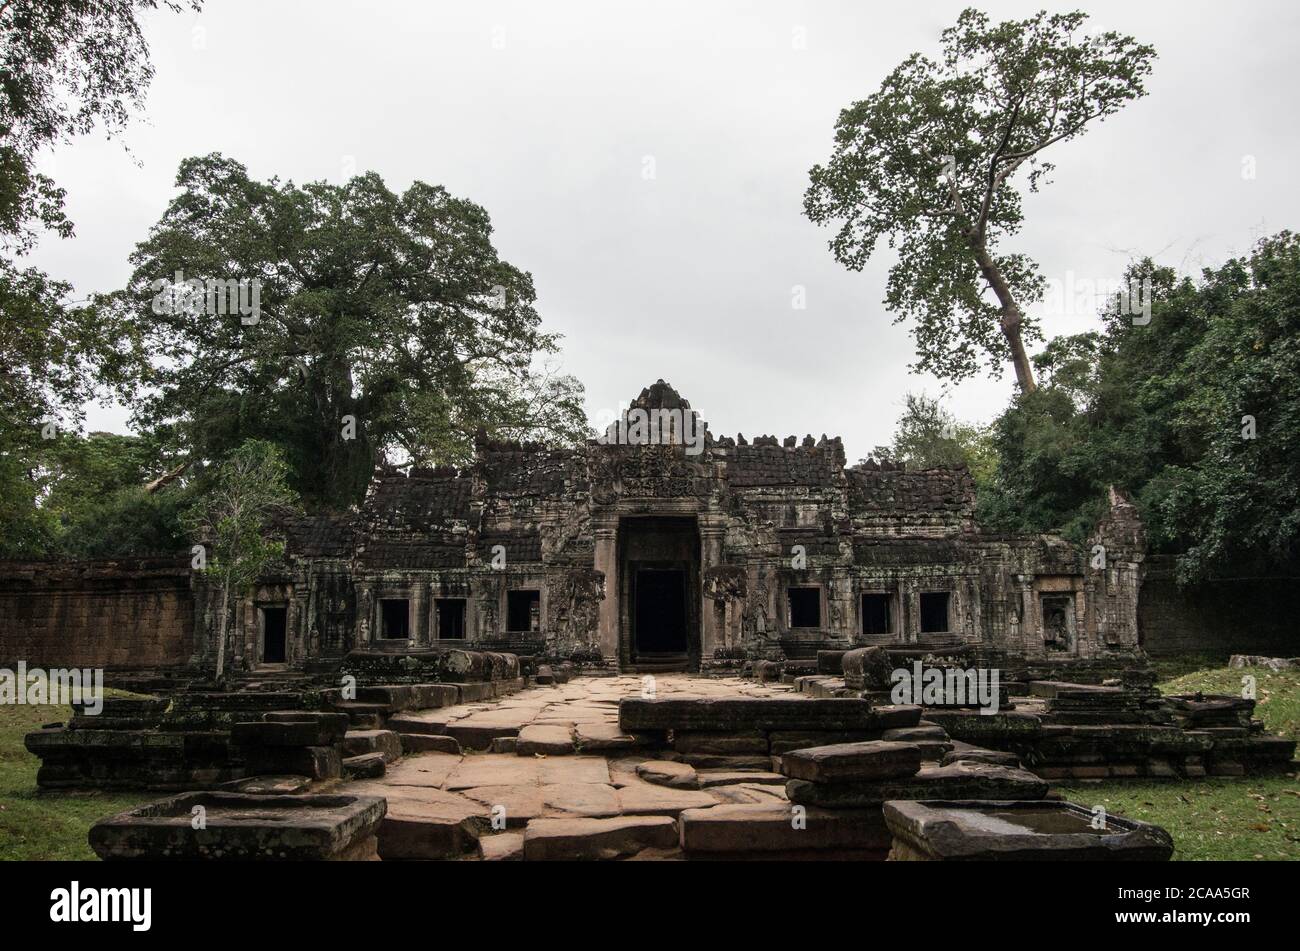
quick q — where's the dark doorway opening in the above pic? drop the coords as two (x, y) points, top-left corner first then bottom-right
(919, 592), (950, 634)
(436, 598), (466, 640)
(507, 590), (541, 632)
(634, 569), (687, 654)
(380, 598), (410, 639)
(788, 587), (821, 628)
(862, 593), (891, 636)
(261, 606), (287, 664)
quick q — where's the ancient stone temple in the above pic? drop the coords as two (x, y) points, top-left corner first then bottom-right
(200, 380), (1144, 675)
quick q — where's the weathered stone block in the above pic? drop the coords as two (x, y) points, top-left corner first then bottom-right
(786, 761), (1048, 808)
(619, 698), (912, 733)
(883, 800), (1173, 861)
(89, 792), (385, 860)
(523, 816), (677, 860)
(781, 741), (923, 783)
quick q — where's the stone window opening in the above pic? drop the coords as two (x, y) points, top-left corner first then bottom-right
(787, 587), (821, 629)
(861, 592), (892, 636)
(435, 598), (466, 639)
(506, 589), (541, 633)
(919, 591), (950, 634)
(379, 598), (410, 639)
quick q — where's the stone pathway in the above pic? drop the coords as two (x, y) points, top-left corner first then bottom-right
(340, 674), (799, 860)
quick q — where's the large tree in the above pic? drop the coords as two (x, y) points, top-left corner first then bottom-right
(109, 154), (589, 509)
(805, 7), (1155, 392)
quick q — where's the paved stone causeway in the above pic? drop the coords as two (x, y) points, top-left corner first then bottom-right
(340, 674), (801, 860)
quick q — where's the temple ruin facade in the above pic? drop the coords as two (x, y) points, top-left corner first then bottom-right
(202, 380), (1145, 676)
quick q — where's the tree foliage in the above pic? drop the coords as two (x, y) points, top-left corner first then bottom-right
(0, 0), (199, 250)
(805, 7), (1155, 391)
(184, 439), (299, 678)
(980, 233), (1300, 582)
(868, 391), (996, 486)
(107, 154), (589, 510)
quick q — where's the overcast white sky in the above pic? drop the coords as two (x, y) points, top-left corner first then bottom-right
(27, 0), (1300, 463)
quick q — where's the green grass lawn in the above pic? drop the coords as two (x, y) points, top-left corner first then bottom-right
(1058, 662), (1300, 861)
(0, 695), (153, 861)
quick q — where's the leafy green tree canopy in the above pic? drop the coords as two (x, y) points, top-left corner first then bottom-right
(0, 0), (199, 250)
(805, 7), (1155, 392)
(982, 233), (1300, 583)
(111, 154), (589, 510)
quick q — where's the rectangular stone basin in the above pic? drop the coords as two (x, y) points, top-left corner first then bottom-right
(883, 799), (1174, 861)
(89, 792), (386, 861)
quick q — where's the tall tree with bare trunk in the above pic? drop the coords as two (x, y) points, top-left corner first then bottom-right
(804, 7), (1155, 392)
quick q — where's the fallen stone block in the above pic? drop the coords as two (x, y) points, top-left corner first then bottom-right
(479, 831), (524, 861)
(679, 802), (890, 853)
(636, 760), (699, 789)
(573, 721), (640, 752)
(399, 733), (461, 755)
(841, 646), (893, 690)
(89, 792), (385, 860)
(342, 730), (403, 762)
(616, 781), (717, 816)
(785, 761), (1049, 808)
(516, 724), (575, 756)
(883, 800), (1174, 861)
(343, 752), (387, 779)
(780, 741), (923, 783)
(375, 790), (486, 859)
(523, 816), (677, 860)
(677, 754), (774, 771)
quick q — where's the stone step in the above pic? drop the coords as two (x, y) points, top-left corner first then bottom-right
(375, 791), (486, 860)
(343, 752), (387, 779)
(341, 730), (403, 762)
(399, 733), (462, 755)
(785, 761), (1049, 808)
(619, 698), (917, 733)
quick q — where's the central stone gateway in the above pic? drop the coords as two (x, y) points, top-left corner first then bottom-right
(187, 377), (1147, 678)
(619, 516), (701, 671)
